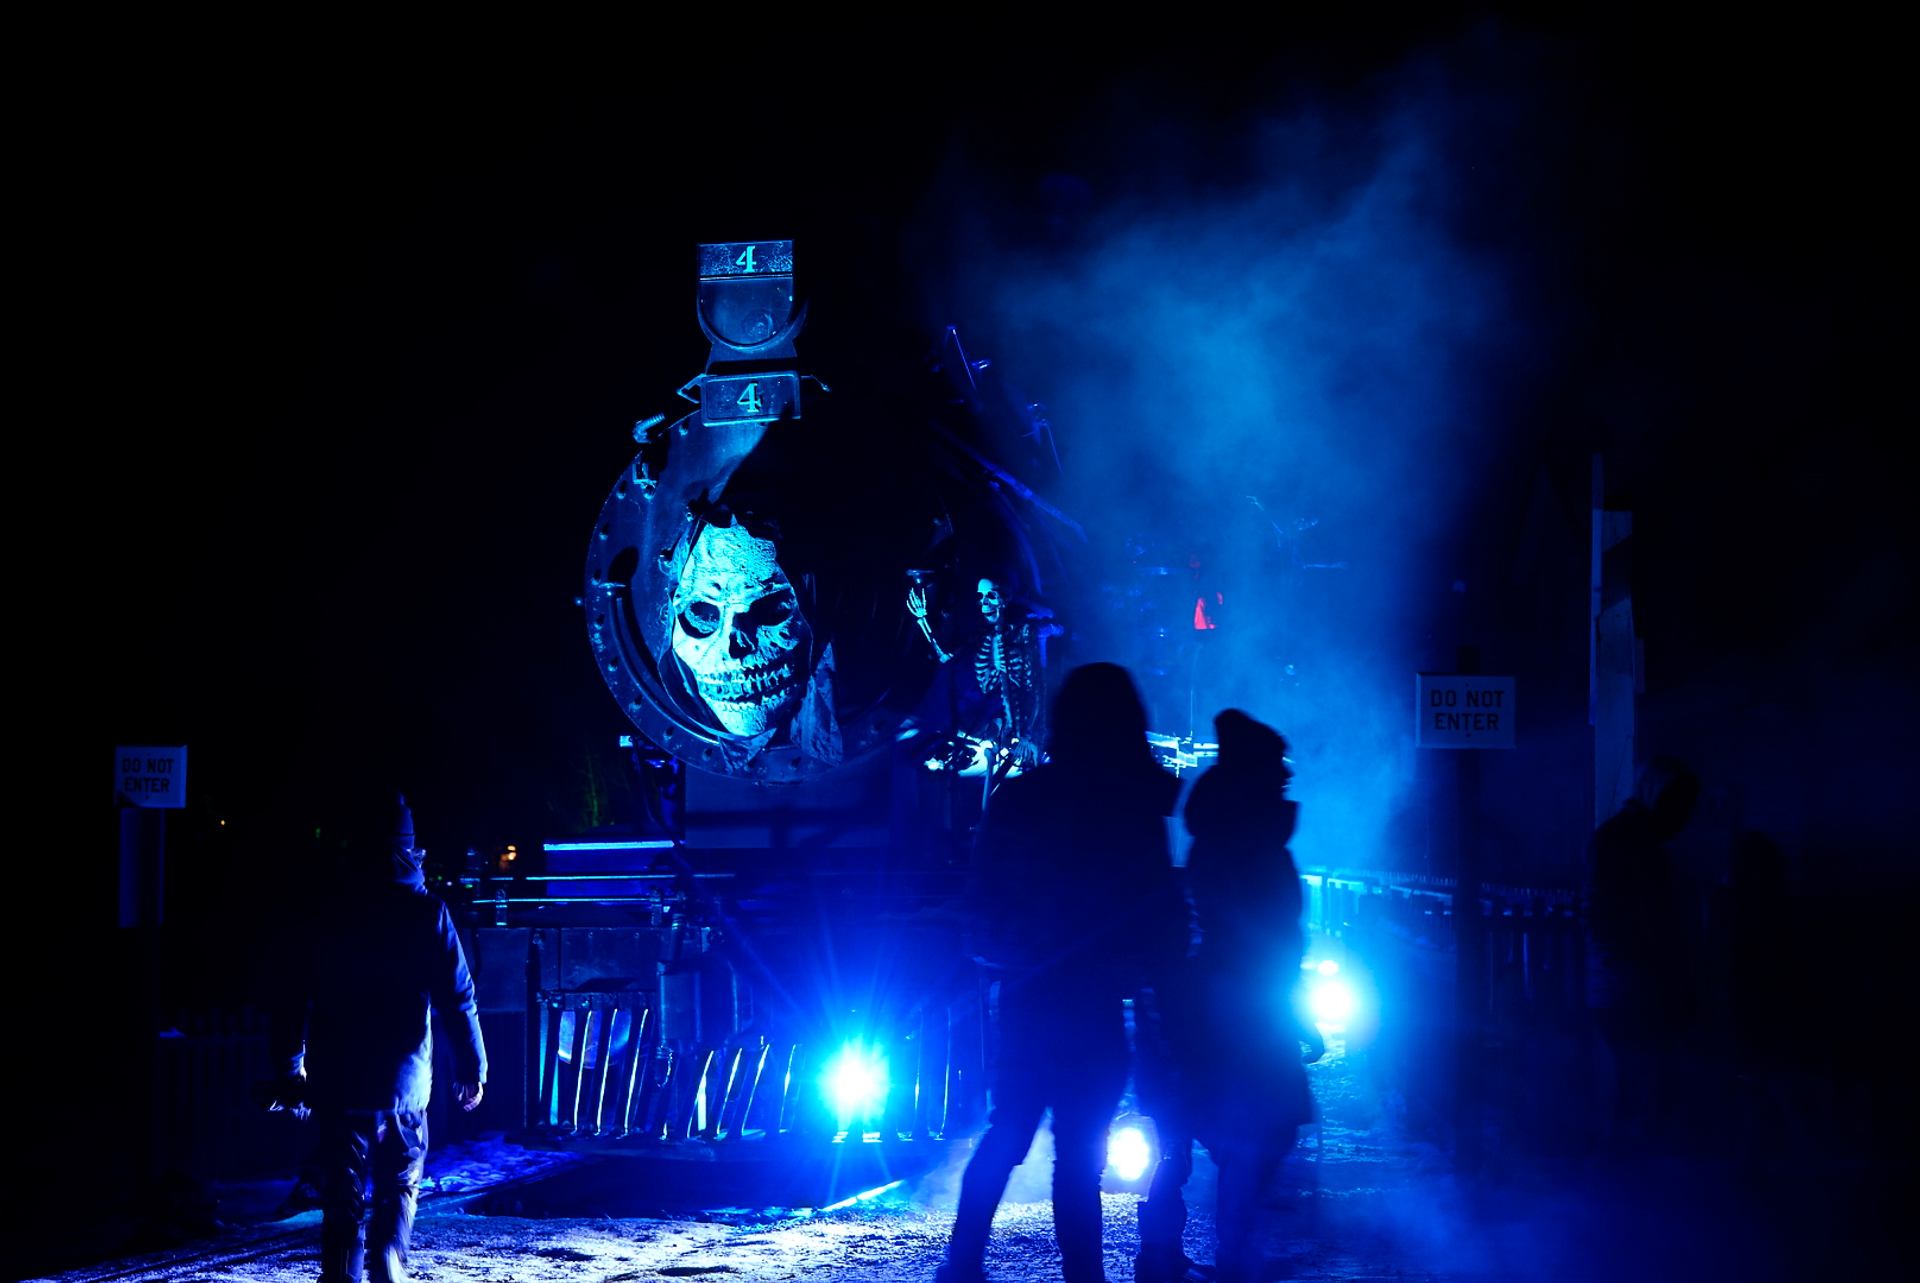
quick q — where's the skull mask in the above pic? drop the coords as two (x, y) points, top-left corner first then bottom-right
(977, 578), (1005, 625)
(668, 521), (810, 737)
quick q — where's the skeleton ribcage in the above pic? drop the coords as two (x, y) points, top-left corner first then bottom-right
(973, 624), (1038, 738)
(973, 624), (1034, 692)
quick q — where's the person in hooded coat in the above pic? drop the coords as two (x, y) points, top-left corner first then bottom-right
(938, 663), (1186, 1283)
(1584, 756), (1701, 1148)
(269, 794), (487, 1283)
(1136, 710), (1321, 1283)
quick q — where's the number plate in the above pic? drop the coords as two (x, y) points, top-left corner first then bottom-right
(698, 240), (795, 278)
(702, 372), (801, 425)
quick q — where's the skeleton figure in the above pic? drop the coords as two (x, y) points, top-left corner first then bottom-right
(666, 520), (810, 738)
(971, 577), (1042, 750)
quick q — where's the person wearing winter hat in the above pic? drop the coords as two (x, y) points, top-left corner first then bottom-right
(269, 792), (487, 1283)
(1135, 709), (1322, 1283)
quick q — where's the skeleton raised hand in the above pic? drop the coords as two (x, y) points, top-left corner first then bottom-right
(906, 584), (952, 663)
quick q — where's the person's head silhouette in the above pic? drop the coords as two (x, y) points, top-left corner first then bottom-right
(1047, 662), (1151, 770)
(1636, 756), (1700, 840)
(349, 790), (424, 885)
(1212, 709), (1292, 783)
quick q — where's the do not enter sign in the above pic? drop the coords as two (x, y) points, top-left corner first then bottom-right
(117, 745), (188, 808)
(1415, 676), (1515, 749)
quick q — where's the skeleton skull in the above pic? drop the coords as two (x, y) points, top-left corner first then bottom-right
(669, 522), (809, 736)
(977, 578), (1004, 625)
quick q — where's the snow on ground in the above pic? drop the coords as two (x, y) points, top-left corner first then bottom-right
(26, 1040), (1859, 1282)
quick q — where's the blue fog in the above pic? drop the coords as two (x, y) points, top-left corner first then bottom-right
(919, 48), (1550, 871)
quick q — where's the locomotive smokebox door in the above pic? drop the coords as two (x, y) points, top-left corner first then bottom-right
(585, 240), (950, 783)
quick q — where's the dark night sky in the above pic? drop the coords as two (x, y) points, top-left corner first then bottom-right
(40, 17), (1913, 907)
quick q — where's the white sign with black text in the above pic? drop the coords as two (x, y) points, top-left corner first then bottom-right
(1415, 675), (1515, 749)
(117, 745), (188, 808)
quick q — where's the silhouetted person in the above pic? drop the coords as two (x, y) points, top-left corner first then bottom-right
(1585, 757), (1700, 1150)
(938, 663), (1184, 1283)
(1137, 710), (1320, 1283)
(268, 794), (486, 1283)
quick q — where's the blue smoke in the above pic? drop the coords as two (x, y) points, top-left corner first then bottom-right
(920, 42), (1546, 870)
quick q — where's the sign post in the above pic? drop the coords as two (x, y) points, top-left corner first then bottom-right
(116, 745), (186, 929)
(1416, 662), (1513, 1176)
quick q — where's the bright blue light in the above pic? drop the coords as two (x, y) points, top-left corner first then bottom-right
(1309, 976), (1356, 1026)
(541, 839), (679, 851)
(822, 1042), (888, 1129)
(1316, 959), (1340, 976)
(818, 1178), (905, 1213)
(1107, 1125), (1153, 1182)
